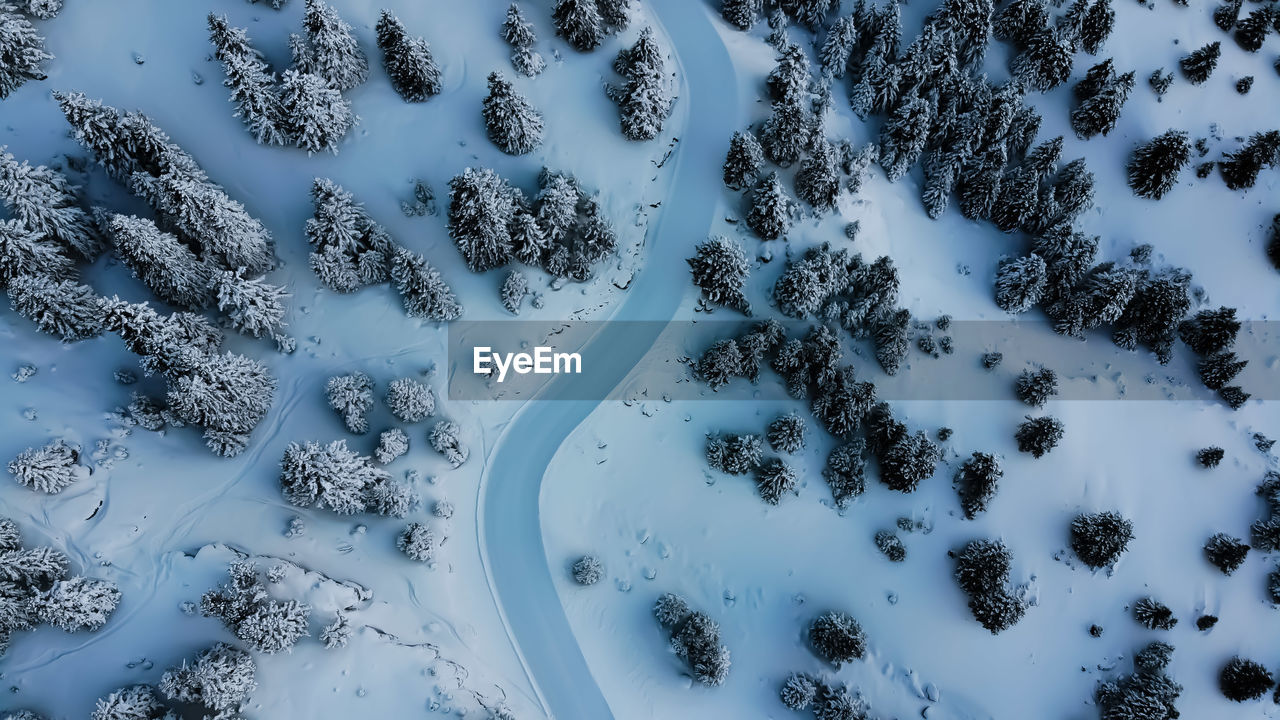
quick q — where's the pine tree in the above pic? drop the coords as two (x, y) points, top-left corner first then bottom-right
(1015, 415), (1064, 457)
(687, 236), (751, 315)
(1214, 0), (1243, 31)
(874, 308), (911, 375)
(91, 685), (167, 720)
(502, 3), (546, 76)
(33, 576), (120, 632)
(1127, 130), (1190, 199)
(0, 218), (75, 289)
(207, 15), (287, 146)
(430, 420), (468, 467)
(1011, 27), (1073, 91)
(723, 130), (764, 190)
(1070, 511), (1133, 568)
(1220, 130), (1280, 190)
(955, 451), (1003, 518)
(755, 458), (797, 504)
(201, 562), (310, 654)
(326, 371), (374, 434)
(1219, 657), (1273, 702)
(1070, 69), (1133, 138)
(722, 0), (763, 30)
(0, 148), (106, 259)
(103, 213), (215, 309)
(823, 441), (866, 508)
(448, 167), (516, 272)
(389, 244), (463, 321)
(278, 69), (357, 155)
(819, 16), (858, 77)
(706, 433), (763, 475)
(385, 377), (435, 423)
(746, 171), (793, 240)
(510, 209), (549, 266)
(160, 643), (256, 718)
(301, 0), (368, 90)
(1199, 350), (1246, 390)
(500, 269), (528, 314)
(483, 71), (544, 155)
(23, 0), (62, 19)
(1079, 0), (1113, 54)
(811, 366), (877, 440)
(598, 0), (630, 32)
(215, 271), (289, 340)
(616, 28), (672, 141)
(1180, 41), (1221, 85)
(808, 611), (866, 665)
(280, 440), (387, 514)
(397, 522), (435, 562)
(1203, 532), (1249, 575)
(1234, 8), (1274, 53)
(879, 96), (933, 181)
(553, 0), (604, 52)
(7, 439), (86, 494)
(376, 11), (442, 102)
(760, 92), (810, 166)
(168, 352), (276, 456)
(305, 178), (392, 292)
(796, 137), (841, 212)
(767, 43), (809, 102)
(7, 274), (104, 342)
(1015, 367), (1058, 406)
(779, 0), (836, 28)
(0, 8), (51, 99)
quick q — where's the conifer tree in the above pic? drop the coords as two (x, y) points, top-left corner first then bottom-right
(389, 244), (462, 321)
(215, 271), (289, 340)
(0, 148), (105, 259)
(160, 642), (257, 718)
(722, 0), (763, 30)
(0, 218), (74, 289)
(1128, 130), (1191, 199)
(760, 92), (810, 166)
(598, 0), (630, 32)
(278, 69), (358, 155)
(1015, 415), (1064, 457)
(280, 440), (387, 514)
(1011, 27), (1073, 91)
(1214, 0), (1242, 31)
(7, 439), (86, 494)
(1071, 68), (1133, 139)
(616, 28), (672, 141)
(779, 0), (837, 28)
(687, 236), (751, 315)
(994, 254), (1047, 312)
(301, 0), (369, 91)
(820, 16), (858, 77)
(1179, 41), (1221, 85)
(723, 130), (764, 190)
(168, 352), (276, 456)
(1220, 130), (1280, 190)
(553, 0), (604, 52)
(993, 0), (1048, 47)
(8, 274), (105, 342)
(500, 269), (528, 314)
(448, 167), (516, 272)
(1179, 306), (1240, 355)
(207, 15), (287, 146)
(955, 451), (1004, 518)
(796, 137), (841, 212)
(1234, 8), (1274, 53)
(879, 96), (933, 181)
(103, 213), (215, 310)
(755, 458), (797, 504)
(201, 562), (310, 654)
(34, 576), (120, 632)
(23, 0), (62, 19)
(502, 3), (546, 77)
(483, 71), (544, 155)
(0, 7), (51, 99)
(747, 171), (793, 241)
(430, 420), (468, 467)
(376, 11), (442, 102)
(1079, 0), (1113, 55)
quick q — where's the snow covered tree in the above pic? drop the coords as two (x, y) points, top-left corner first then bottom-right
(500, 269), (528, 315)
(767, 413), (806, 454)
(502, 3), (546, 77)
(376, 11), (442, 103)
(954, 539), (1026, 633)
(215, 270), (289, 341)
(755, 458), (797, 504)
(796, 137), (841, 211)
(0, 218), (74, 289)
(811, 366), (877, 440)
(397, 522), (435, 562)
(305, 178), (392, 292)
(326, 371), (374, 434)
(723, 131), (763, 190)
(279, 439), (388, 514)
(1180, 306), (1240, 356)
(300, 0), (368, 91)
(1196, 446), (1225, 468)
(33, 576), (120, 632)
(779, 0), (836, 28)
(207, 14), (287, 146)
(879, 96), (933, 182)
(278, 69), (357, 155)
(746, 171), (793, 241)
(319, 614), (350, 649)
(824, 441), (866, 508)
(7, 274), (104, 341)
(389, 244), (462, 321)
(1220, 130), (1280, 190)
(167, 352), (277, 457)
(373, 428), (409, 465)
(767, 43), (809, 102)
(1128, 130), (1191, 200)
(22, 0), (61, 19)
(874, 308), (911, 375)
(1132, 596), (1177, 630)
(994, 254), (1047, 313)
(616, 28), (672, 141)
(103, 299), (223, 378)
(448, 168), (516, 271)
(1203, 532), (1248, 575)
(687, 236), (751, 315)
(955, 451), (1003, 519)
(7, 439), (86, 494)
(875, 529), (907, 561)
(553, 0), (603, 52)
(1097, 642), (1182, 717)
(667, 606), (731, 686)
(760, 92), (810, 166)
(1079, 0), (1113, 54)
(808, 611), (865, 665)
(160, 642), (256, 718)
(819, 16), (858, 77)
(1070, 66), (1133, 139)
(102, 213), (214, 310)
(779, 673), (817, 711)
(1180, 41), (1221, 85)
(1234, 8), (1274, 53)
(1012, 27), (1073, 91)
(91, 685), (169, 720)
(1015, 367), (1058, 407)
(1015, 415), (1063, 457)
(1070, 511), (1133, 568)
(706, 433), (763, 475)
(0, 7), (51, 99)
(1219, 657), (1273, 701)
(0, 148), (105, 259)
(483, 71), (544, 155)
(430, 420), (468, 468)
(572, 555), (604, 585)
(201, 561), (310, 654)
(385, 377), (435, 423)
(1199, 350), (1247, 390)
(597, 0), (630, 33)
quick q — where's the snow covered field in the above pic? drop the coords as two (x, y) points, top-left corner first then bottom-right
(1, 0), (1278, 719)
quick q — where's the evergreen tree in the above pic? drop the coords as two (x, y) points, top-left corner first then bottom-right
(1070, 68), (1133, 139)
(767, 413), (806, 454)
(755, 458), (797, 504)
(1015, 367), (1058, 406)
(1219, 657), (1273, 702)
(1011, 27), (1073, 91)
(954, 539), (1026, 633)
(760, 92), (810, 166)
(959, 144), (1007, 220)
(388, 244), (463, 321)
(0, 218), (75, 289)
(723, 130), (764, 190)
(666, 605), (731, 686)
(993, 0), (1048, 47)
(374, 428), (409, 465)
(706, 432), (764, 475)
(1128, 130), (1191, 199)
(280, 440), (387, 514)
(301, 0), (369, 91)
(722, 0), (763, 31)
(747, 171), (793, 241)
(483, 71), (544, 155)
(597, 0), (630, 33)
(0, 147), (106, 259)
(808, 611), (866, 665)
(397, 522), (435, 562)
(994, 254), (1047, 313)
(305, 178), (392, 293)
(1199, 350), (1247, 390)
(767, 43), (809, 102)
(874, 308), (911, 375)
(819, 16), (858, 77)
(159, 643), (257, 718)
(502, 3), (546, 77)
(811, 366), (877, 440)
(201, 561), (310, 654)
(1097, 642), (1183, 717)
(796, 137), (841, 211)
(553, 0), (604, 52)
(278, 69), (358, 155)
(167, 352), (276, 456)
(326, 371), (374, 434)
(376, 11), (442, 102)
(33, 576), (120, 632)
(1214, 0), (1243, 31)
(824, 440), (866, 508)
(687, 236), (751, 315)
(1196, 446), (1225, 468)
(1079, 0), (1114, 55)
(385, 377), (435, 423)
(500, 268), (528, 314)
(1234, 8), (1274, 53)
(510, 209), (549, 266)
(779, 673), (817, 711)
(7, 439), (85, 494)
(955, 451), (1003, 518)
(779, 0), (836, 28)
(1179, 306), (1240, 356)
(214, 271), (289, 340)
(1113, 269), (1190, 364)
(288, 32), (315, 74)
(103, 213), (214, 309)
(1220, 130), (1280, 190)
(0, 8), (51, 99)
(879, 96), (933, 182)
(1070, 511), (1133, 568)
(1016, 415), (1064, 457)
(448, 167), (516, 272)
(23, 0), (62, 19)
(1179, 41), (1221, 85)
(1268, 213), (1280, 271)
(1203, 532), (1249, 575)
(207, 15), (287, 146)
(430, 420), (468, 467)
(91, 685), (168, 720)
(7, 274), (104, 342)
(616, 28), (672, 141)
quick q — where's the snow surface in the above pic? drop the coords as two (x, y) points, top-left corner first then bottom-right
(2, 0), (1279, 719)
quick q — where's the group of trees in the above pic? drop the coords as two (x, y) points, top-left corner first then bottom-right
(307, 178), (462, 321)
(778, 673), (873, 719)
(0, 516), (120, 657)
(207, 2), (371, 154)
(653, 592), (731, 686)
(1095, 641), (1182, 718)
(610, 27), (674, 141)
(201, 561), (310, 655)
(954, 539), (1027, 633)
(1070, 58), (1133, 139)
(552, 0), (631, 53)
(502, 3), (546, 77)
(448, 166), (618, 283)
(704, 429), (799, 504)
(280, 439), (418, 517)
(0, 2), (54, 99)
(80, 641), (257, 720)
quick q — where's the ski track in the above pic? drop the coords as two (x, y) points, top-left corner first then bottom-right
(476, 1), (737, 718)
